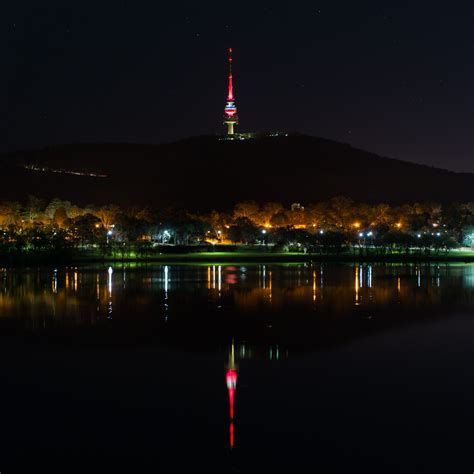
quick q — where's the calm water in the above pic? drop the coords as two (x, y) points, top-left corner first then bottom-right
(1, 263), (474, 472)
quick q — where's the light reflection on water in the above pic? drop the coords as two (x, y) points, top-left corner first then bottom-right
(0, 263), (472, 330)
(1, 263), (474, 469)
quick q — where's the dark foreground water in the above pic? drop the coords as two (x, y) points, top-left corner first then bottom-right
(1, 263), (474, 473)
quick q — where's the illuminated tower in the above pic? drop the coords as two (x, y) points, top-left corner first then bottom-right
(223, 48), (239, 136)
(226, 340), (238, 449)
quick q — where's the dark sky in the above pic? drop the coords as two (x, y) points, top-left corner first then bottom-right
(3, 1), (474, 172)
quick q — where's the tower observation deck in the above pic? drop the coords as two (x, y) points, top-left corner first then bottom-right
(223, 48), (239, 136)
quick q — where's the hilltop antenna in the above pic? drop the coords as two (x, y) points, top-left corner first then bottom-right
(223, 47), (239, 136)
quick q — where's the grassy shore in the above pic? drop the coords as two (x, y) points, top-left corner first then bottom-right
(3, 248), (474, 266)
(61, 248), (474, 264)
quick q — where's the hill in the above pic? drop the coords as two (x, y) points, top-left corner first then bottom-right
(0, 134), (470, 209)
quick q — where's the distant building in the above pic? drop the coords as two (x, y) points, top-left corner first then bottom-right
(291, 203), (305, 212)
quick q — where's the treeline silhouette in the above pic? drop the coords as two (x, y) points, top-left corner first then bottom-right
(0, 195), (472, 262)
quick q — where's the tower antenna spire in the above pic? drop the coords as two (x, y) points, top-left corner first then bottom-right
(227, 47), (234, 101)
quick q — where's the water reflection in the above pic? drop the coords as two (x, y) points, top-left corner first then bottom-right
(223, 338), (290, 452)
(0, 263), (473, 346)
(164, 265), (169, 322)
(107, 266), (113, 319)
(1, 265), (473, 472)
(226, 340), (237, 450)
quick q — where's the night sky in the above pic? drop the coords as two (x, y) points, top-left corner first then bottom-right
(3, 1), (474, 172)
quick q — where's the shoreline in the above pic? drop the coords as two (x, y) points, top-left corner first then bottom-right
(2, 251), (474, 266)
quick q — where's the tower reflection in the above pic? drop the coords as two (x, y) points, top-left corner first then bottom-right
(226, 340), (238, 450)
(107, 266), (113, 318)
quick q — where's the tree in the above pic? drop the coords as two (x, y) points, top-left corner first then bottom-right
(442, 203), (473, 242)
(228, 217), (258, 244)
(381, 231), (415, 254)
(172, 218), (209, 245)
(327, 196), (355, 230)
(23, 195), (45, 225)
(0, 202), (20, 228)
(53, 207), (69, 227)
(95, 205), (119, 229)
(316, 230), (348, 254)
(72, 214), (103, 247)
(115, 213), (148, 242)
(233, 201), (260, 223)
(45, 198), (72, 220)
(288, 203), (307, 227)
(270, 211), (289, 227)
(261, 202), (284, 226)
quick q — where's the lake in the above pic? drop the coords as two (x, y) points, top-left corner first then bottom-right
(1, 263), (474, 473)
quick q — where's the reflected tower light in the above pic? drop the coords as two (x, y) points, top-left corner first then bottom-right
(355, 265), (360, 306)
(164, 265), (170, 321)
(269, 270), (272, 302)
(52, 269), (58, 294)
(108, 266), (113, 295)
(164, 265), (169, 293)
(226, 340), (238, 450)
(313, 270), (317, 303)
(107, 266), (113, 318)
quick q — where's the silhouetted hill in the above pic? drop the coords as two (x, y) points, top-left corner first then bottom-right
(0, 134), (471, 209)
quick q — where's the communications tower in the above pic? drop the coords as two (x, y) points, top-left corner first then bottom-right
(223, 48), (239, 136)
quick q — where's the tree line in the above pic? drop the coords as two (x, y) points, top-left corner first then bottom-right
(0, 196), (473, 258)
